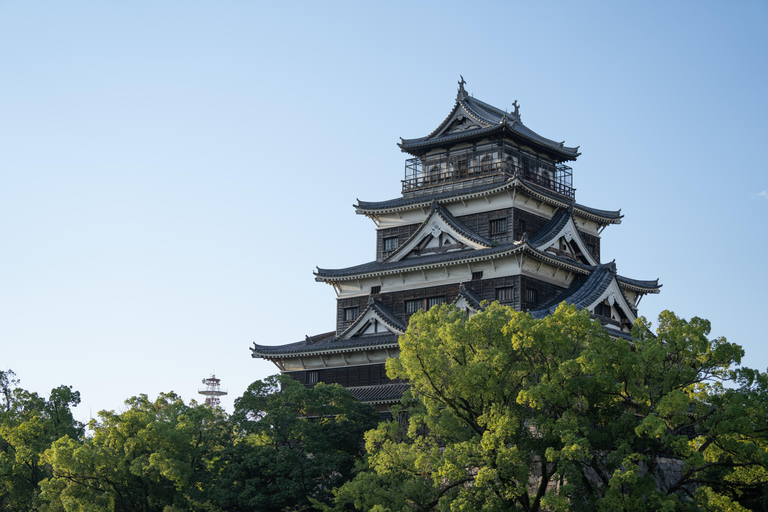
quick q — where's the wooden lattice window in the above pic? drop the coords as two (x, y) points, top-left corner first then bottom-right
(406, 297), (445, 314)
(308, 371), (319, 385)
(384, 237), (399, 251)
(594, 302), (611, 318)
(426, 296), (446, 309)
(496, 286), (514, 304)
(489, 218), (507, 235)
(344, 307), (359, 322)
(405, 299), (423, 314)
(525, 288), (538, 305)
(371, 285), (381, 294)
(471, 271), (483, 281)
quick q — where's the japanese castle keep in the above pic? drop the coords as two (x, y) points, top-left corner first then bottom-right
(251, 79), (661, 416)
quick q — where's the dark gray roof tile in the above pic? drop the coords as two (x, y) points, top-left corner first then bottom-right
(348, 383), (409, 403)
(528, 207), (571, 247)
(251, 332), (400, 358)
(530, 262), (617, 318)
(356, 179), (622, 223)
(617, 275), (662, 292)
(399, 94), (580, 160)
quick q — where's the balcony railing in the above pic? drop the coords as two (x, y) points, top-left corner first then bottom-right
(402, 156), (574, 199)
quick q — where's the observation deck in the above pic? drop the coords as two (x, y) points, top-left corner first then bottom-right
(402, 143), (574, 200)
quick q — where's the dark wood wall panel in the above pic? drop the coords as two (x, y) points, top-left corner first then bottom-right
(464, 276), (521, 311)
(578, 230), (601, 262)
(286, 363), (397, 388)
(455, 208), (514, 243)
(337, 283), (463, 333)
(513, 208), (549, 240)
(376, 224), (420, 261)
(520, 276), (567, 311)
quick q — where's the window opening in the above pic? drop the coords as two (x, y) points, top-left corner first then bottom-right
(489, 218), (507, 236)
(496, 286), (514, 303)
(384, 236), (399, 251)
(344, 307), (359, 322)
(405, 299), (423, 314)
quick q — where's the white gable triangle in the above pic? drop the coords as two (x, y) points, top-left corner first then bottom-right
(586, 279), (636, 333)
(534, 215), (598, 266)
(388, 207), (491, 263)
(339, 307), (403, 340)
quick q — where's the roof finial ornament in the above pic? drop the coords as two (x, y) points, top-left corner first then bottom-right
(457, 75), (468, 99)
(512, 100), (520, 121)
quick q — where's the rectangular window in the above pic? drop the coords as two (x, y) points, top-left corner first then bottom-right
(405, 296), (445, 314)
(496, 286), (514, 303)
(525, 288), (538, 305)
(471, 271), (483, 281)
(489, 218), (507, 235)
(405, 299), (423, 314)
(594, 302), (611, 318)
(344, 307), (359, 322)
(426, 296), (446, 309)
(384, 236), (399, 251)
(371, 285), (381, 294)
(308, 371), (319, 385)
(586, 243), (596, 256)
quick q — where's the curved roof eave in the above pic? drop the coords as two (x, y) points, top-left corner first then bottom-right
(617, 275), (662, 293)
(355, 179), (622, 225)
(250, 333), (401, 358)
(314, 241), (593, 283)
(398, 93), (580, 161)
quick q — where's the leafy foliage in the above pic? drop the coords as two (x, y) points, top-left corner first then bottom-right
(0, 370), (83, 512)
(333, 303), (768, 512)
(215, 375), (379, 511)
(36, 375), (376, 512)
(41, 392), (230, 512)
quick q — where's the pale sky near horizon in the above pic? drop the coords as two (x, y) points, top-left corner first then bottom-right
(2, 1), (767, 420)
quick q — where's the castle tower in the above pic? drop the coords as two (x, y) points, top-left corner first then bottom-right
(251, 80), (660, 417)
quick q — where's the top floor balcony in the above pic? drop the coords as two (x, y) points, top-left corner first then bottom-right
(402, 144), (574, 199)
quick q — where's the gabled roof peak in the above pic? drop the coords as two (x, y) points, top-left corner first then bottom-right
(401, 79), (575, 160)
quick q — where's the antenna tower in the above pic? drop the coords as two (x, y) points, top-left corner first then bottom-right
(198, 373), (228, 407)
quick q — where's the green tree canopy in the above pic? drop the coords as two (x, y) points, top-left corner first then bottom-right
(41, 392), (230, 512)
(39, 375), (377, 512)
(214, 375), (379, 512)
(333, 303), (768, 512)
(0, 370), (83, 512)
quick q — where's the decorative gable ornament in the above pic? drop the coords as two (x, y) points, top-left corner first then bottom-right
(385, 202), (492, 263)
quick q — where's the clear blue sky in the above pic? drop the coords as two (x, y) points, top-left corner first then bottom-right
(2, 1), (766, 419)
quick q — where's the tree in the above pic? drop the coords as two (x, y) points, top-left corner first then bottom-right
(41, 392), (230, 512)
(0, 370), (83, 512)
(333, 303), (768, 511)
(213, 375), (379, 512)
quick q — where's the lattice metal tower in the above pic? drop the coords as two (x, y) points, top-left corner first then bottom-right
(198, 374), (227, 407)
